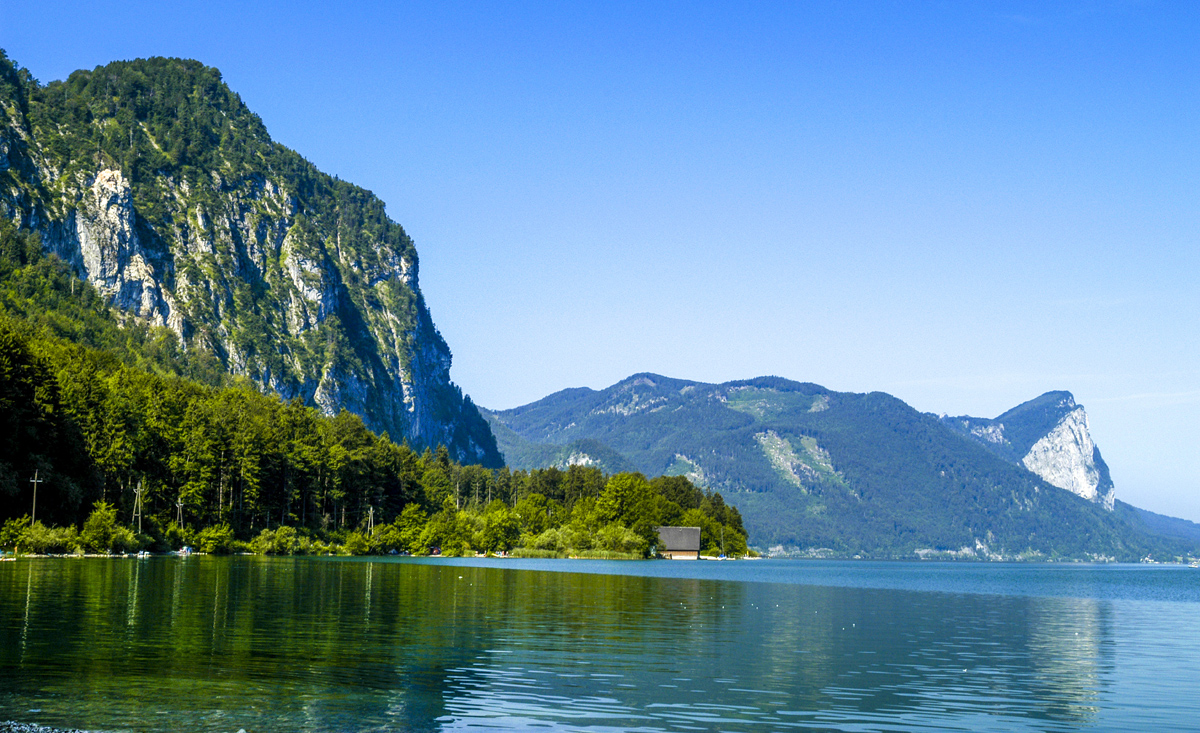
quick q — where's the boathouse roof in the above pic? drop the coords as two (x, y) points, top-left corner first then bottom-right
(657, 526), (701, 552)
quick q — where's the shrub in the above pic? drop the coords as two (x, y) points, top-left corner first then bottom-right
(196, 524), (235, 554)
(163, 521), (194, 551)
(0, 516), (30, 551)
(531, 527), (563, 551)
(252, 526), (302, 555)
(79, 501), (122, 553)
(342, 531), (370, 556)
(595, 523), (646, 555)
(370, 524), (403, 554)
(20, 522), (79, 554)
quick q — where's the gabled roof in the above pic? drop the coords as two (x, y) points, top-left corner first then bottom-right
(657, 526), (700, 551)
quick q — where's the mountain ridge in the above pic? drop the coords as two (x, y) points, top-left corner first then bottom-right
(484, 373), (1195, 560)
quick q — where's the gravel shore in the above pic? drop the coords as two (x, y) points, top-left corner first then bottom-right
(0, 724), (92, 733)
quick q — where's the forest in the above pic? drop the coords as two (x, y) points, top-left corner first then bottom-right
(0, 223), (748, 558)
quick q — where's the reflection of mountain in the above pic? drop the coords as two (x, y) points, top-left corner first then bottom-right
(0, 558), (1119, 731)
(1025, 597), (1111, 722)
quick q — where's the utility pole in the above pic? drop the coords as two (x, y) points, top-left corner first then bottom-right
(29, 470), (43, 527)
(368, 506), (375, 533)
(176, 498), (184, 530)
(133, 480), (144, 533)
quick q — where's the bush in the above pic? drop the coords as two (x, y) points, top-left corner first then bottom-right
(19, 522), (79, 554)
(342, 531), (370, 556)
(196, 524), (235, 554)
(595, 523), (646, 555)
(0, 516), (30, 551)
(531, 527), (563, 551)
(79, 501), (122, 553)
(163, 521), (194, 551)
(394, 504), (427, 554)
(252, 526), (302, 555)
(560, 525), (593, 552)
(370, 524), (403, 554)
(478, 507), (519, 552)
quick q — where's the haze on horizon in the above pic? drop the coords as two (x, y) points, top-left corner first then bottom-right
(3, 1), (1197, 521)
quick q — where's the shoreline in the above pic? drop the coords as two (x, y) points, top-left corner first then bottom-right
(1, 723), (92, 733)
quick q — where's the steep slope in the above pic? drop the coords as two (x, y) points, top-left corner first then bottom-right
(0, 52), (499, 465)
(486, 374), (1194, 560)
(942, 391), (1115, 509)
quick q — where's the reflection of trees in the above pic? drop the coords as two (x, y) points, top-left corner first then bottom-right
(0, 558), (1113, 731)
(0, 557), (463, 731)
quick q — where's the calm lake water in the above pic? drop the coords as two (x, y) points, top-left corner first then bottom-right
(2, 557), (1198, 732)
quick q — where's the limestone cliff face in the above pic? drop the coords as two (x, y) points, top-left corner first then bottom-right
(0, 54), (500, 465)
(1021, 404), (1114, 509)
(943, 392), (1115, 510)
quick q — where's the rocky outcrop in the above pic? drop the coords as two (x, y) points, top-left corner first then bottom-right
(943, 392), (1116, 510)
(0, 53), (500, 465)
(1021, 405), (1114, 509)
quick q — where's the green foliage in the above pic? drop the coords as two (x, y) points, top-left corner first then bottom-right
(342, 531), (370, 556)
(252, 525), (304, 555)
(594, 523), (645, 554)
(0, 515), (29, 550)
(196, 524), (236, 555)
(18, 521), (79, 554)
(80, 501), (139, 552)
(477, 504), (519, 553)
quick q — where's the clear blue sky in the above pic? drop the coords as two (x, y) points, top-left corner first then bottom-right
(3, 1), (1197, 520)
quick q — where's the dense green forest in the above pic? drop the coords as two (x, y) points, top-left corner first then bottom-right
(0, 223), (747, 558)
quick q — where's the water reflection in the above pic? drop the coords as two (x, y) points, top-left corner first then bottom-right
(0, 557), (1129, 732)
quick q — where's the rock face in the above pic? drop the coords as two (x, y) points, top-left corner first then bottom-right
(943, 392), (1115, 510)
(0, 53), (500, 465)
(1021, 405), (1112, 508)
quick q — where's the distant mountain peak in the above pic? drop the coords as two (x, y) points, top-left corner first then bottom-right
(943, 390), (1114, 510)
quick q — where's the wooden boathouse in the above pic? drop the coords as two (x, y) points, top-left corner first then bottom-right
(656, 526), (701, 560)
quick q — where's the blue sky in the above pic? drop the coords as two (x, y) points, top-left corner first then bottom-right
(3, 1), (1198, 520)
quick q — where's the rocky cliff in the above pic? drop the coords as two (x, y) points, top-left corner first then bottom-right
(943, 391), (1115, 510)
(0, 52), (500, 465)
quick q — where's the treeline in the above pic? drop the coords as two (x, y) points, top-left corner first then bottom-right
(0, 226), (747, 558)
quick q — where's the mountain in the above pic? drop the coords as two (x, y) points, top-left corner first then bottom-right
(942, 391), (1115, 510)
(0, 51), (499, 465)
(483, 374), (1196, 560)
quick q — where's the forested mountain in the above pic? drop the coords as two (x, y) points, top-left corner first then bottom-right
(484, 374), (1198, 560)
(0, 50), (498, 465)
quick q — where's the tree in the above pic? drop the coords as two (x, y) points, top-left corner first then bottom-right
(596, 473), (652, 527)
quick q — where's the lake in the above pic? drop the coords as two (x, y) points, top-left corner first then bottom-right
(2, 557), (1198, 732)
